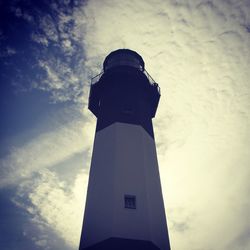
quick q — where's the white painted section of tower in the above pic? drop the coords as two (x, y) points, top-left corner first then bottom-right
(81, 122), (169, 250)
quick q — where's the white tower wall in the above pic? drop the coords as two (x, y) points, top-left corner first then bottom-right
(81, 122), (169, 250)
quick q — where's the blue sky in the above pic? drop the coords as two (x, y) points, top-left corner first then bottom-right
(0, 1), (90, 249)
(1, 0), (250, 250)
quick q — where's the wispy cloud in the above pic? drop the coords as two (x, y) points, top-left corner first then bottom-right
(38, 14), (59, 43)
(0, 106), (94, 188)
(31, 33), (49, 46)
(12, 168), (89, 248)
(0, 104), (94, 249)
(5, 1), (88, 104)
(0, 46), (16, 57)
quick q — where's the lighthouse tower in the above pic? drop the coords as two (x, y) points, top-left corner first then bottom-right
(79, 49), (171, 250)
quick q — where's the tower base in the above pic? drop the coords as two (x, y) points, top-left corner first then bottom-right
(81, 237), (160, 250)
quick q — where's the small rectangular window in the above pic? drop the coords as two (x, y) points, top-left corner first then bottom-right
(124, 195), (136, 209)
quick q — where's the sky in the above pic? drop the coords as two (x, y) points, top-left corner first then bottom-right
(0, 0), (250, 249)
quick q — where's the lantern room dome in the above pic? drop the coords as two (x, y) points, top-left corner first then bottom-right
(103, 49), (145, 71)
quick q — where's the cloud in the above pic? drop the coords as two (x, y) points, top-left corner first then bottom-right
(36, 56), (87, 103)
(0, 104), (94, 249)
(0, 105), (95, 188)
(30, 7), (88, 103)
(5, 1), (88, 104)
(0, 46), (17, 57)
(12, 168), (89, 249)
(71, 0), (250, 249)
(31, 33), (49, 46)
(39, 14), (59, 43)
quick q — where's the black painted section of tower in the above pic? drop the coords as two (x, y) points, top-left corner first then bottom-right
(89, 63), (160, 138)
(81, 237), (160, 250)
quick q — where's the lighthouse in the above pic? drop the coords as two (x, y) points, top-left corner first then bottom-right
(79, 49), (171, 250)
